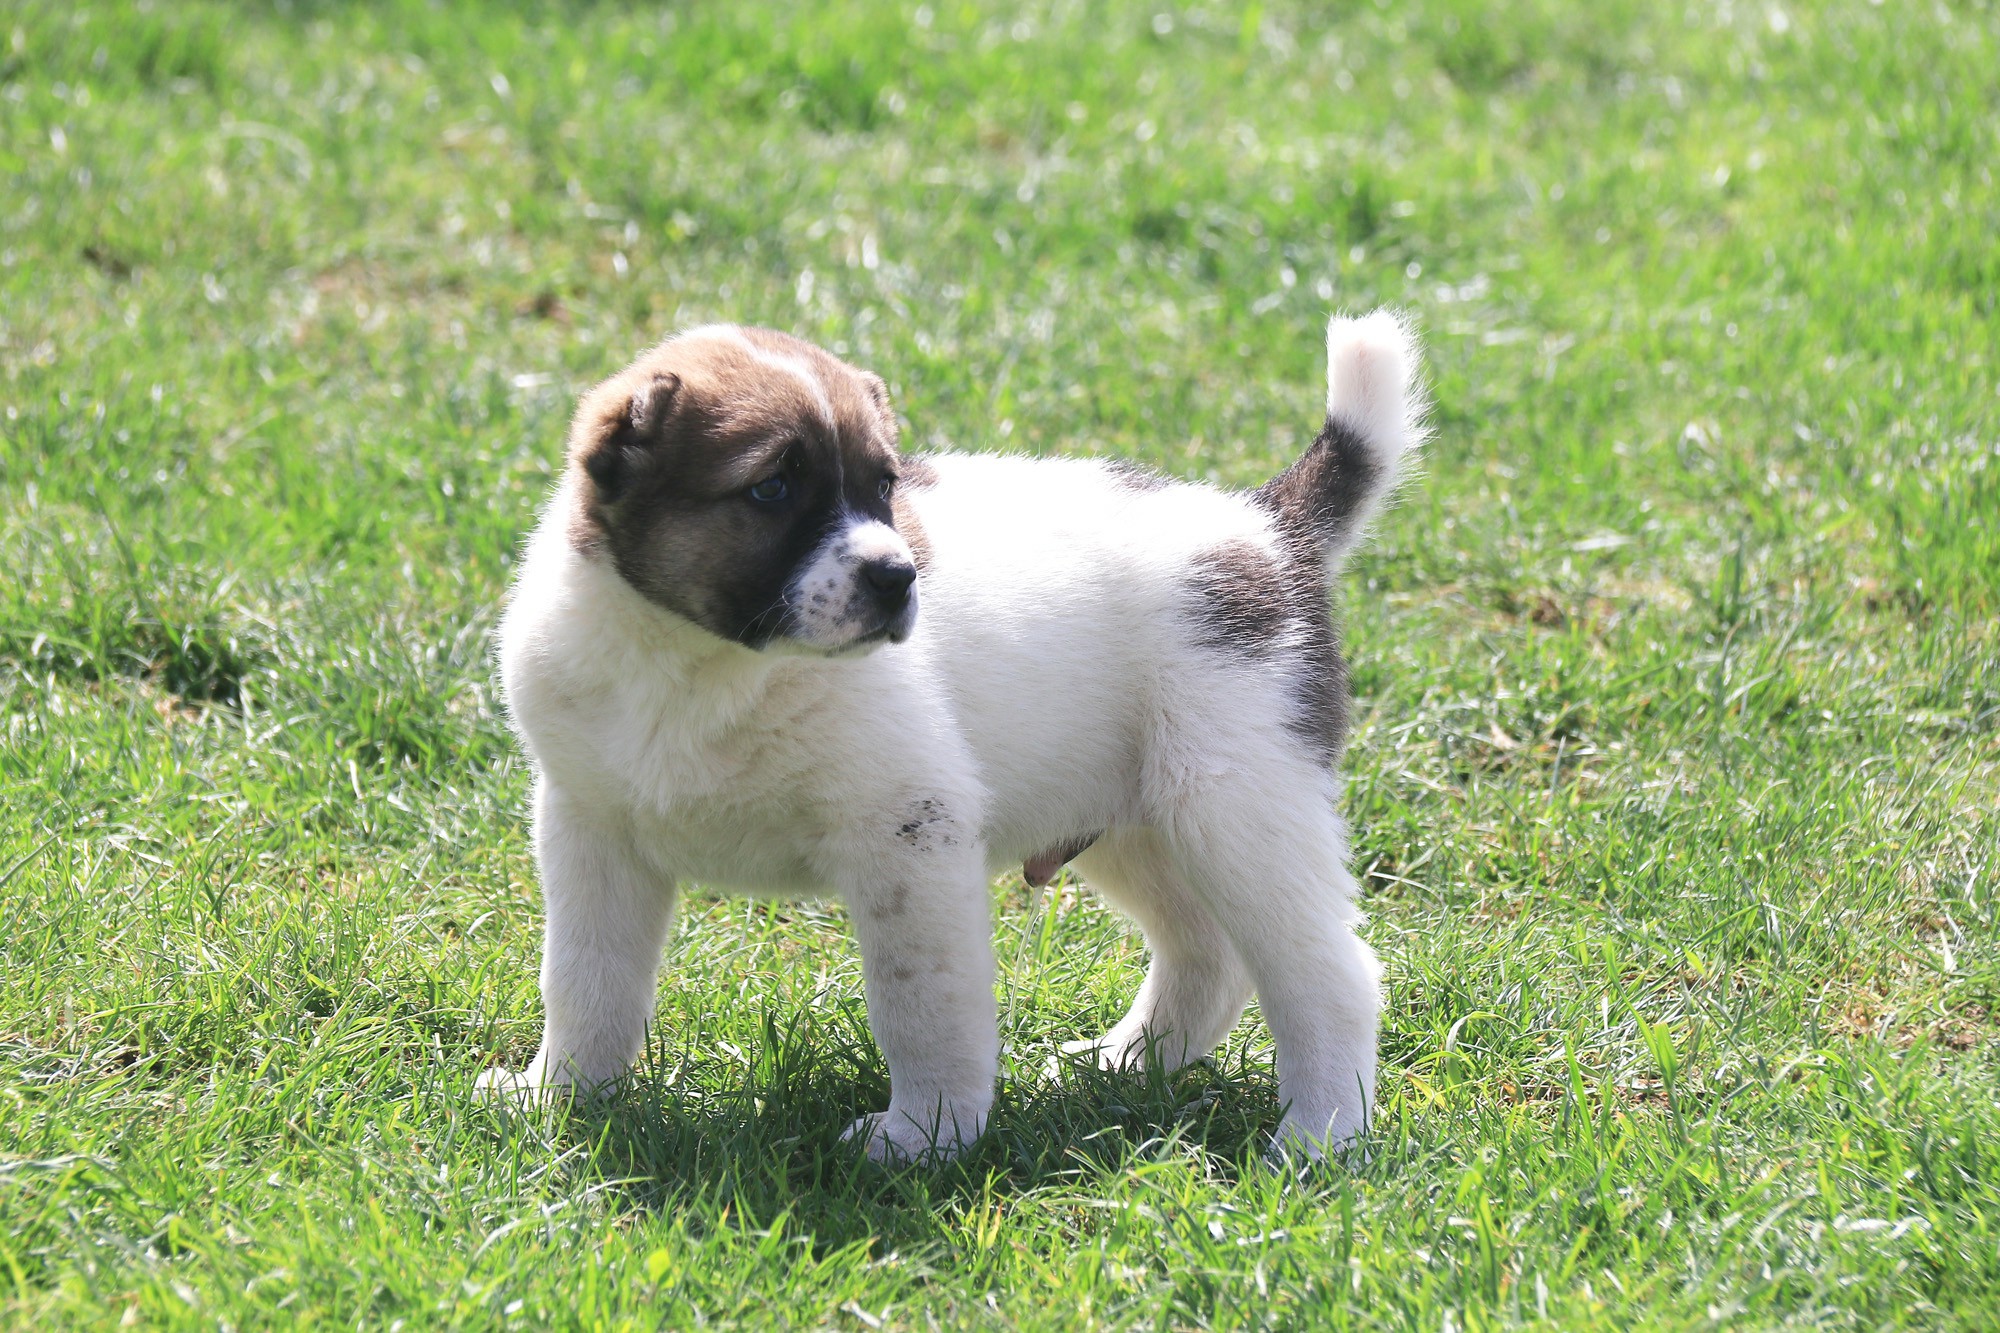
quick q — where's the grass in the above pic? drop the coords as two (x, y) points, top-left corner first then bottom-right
(2, 0), (1997, 1326)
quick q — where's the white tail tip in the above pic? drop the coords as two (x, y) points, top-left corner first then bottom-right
(1324, 309), (1427, 466)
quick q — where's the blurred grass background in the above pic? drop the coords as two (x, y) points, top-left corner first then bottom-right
(2, 1), (1996, 1327)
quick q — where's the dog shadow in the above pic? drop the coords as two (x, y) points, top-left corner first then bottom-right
(496, 1013), (1297, 1254)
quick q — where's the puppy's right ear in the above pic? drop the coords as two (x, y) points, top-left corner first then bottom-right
(575, 372), (681, 499)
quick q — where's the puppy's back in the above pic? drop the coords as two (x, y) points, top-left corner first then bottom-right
(891, 454), (1287, 852)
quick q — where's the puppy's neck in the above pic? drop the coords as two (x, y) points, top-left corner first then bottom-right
(519, 509), (786, 739)
(580, 552), (778, 687)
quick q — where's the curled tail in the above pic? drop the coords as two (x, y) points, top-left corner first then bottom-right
(1255, 310), (1427, 566)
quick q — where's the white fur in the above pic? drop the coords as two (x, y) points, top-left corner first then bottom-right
(481, 313), (1423, 1163)
(1320, 309), (1428, 563)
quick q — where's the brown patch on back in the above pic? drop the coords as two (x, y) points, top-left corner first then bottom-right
(1189, 540), (1290, 647)
(1187, 537), (1351, 765)
(1103, 458), (1172, 492)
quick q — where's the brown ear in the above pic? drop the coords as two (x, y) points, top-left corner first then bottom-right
(627, 372), (680, 435)
(579, 372), (681, 497)
(859, 371), (899, 443)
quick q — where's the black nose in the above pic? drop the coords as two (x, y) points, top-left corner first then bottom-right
(859, 558), (916, 611)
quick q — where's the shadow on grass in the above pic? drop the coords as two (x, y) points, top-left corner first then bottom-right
(502, 1005), (1290, 1256)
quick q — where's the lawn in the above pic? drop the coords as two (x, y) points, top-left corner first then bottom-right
(2, 0), (1997, 1326)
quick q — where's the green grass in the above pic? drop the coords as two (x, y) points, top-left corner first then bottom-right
(3, 0), (1997, 1326)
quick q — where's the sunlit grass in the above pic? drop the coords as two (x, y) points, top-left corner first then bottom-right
(2, 0), (1996, 1327)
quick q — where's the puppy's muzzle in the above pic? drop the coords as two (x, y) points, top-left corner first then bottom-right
(782, 517), (920, 651)
(859, 557), (917, 617)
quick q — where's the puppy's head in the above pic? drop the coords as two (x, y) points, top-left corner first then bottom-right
(564, 326), (921, 654)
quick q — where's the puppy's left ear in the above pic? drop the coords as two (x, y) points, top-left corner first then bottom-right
(572, 371), (682, 499)
(859, 371), (900, 443)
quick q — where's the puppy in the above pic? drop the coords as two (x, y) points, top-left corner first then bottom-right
(481, 314), (1425, 1162)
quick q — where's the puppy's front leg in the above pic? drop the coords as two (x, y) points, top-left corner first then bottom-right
(479, 785), (675, 1099)
(836, 833), (998, 1163)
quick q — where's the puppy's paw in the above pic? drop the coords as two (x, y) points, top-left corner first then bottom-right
(475, 1066), (535, 1101)
(1055, 1034), (1143, 1074)
(1266, 1116), (1373, 1172)
(841, 1108), (982, 1166)
(475, 1064), (576, 1106)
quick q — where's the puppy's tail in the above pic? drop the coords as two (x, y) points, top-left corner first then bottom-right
(1255, 309), (1427, 567)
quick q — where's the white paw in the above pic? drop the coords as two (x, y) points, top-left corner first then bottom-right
(1054, 1033), (1147, 1075)
(475, 1066), (534, 1101)
(474, 1064), (574, 1105)
(1267, 1115), (1372, 1169)
(841, 1108), (983, 1165)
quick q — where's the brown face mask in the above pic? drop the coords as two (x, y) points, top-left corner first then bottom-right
(562, 327), (921, 650)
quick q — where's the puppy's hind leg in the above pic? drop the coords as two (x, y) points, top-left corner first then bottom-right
(1161, 783), (1382, 1159)
(1061, 827), (1253, 1074)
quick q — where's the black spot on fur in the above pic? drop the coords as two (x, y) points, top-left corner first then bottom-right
(1103, 458), (1171, 492)
(1187, 538), (1351, 765)
(894, 798), (956, 851)
(1253, 416), (1381, 552)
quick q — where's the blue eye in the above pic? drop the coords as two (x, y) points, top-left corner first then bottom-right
(748, 476), (789, 503)
(878, 477), (895, 501)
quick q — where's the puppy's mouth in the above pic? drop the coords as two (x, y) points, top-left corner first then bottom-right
(842, 626), (894, 652)
(817, 607), (915, 657)
(755, 601), (916, 657)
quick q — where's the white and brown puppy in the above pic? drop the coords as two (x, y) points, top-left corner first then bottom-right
(482, 315), (1425, 1162)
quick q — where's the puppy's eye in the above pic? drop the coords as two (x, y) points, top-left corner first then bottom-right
(878, 477), (895, 501)
(748, 476), (790, 503)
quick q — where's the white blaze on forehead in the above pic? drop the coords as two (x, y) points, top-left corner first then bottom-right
(715, 327), (838, 434)
(836, 518), (907, 564)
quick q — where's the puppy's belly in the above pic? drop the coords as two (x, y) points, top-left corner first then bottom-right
(976, 761), (1136, 873)
(943, 675), (1142, 867)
